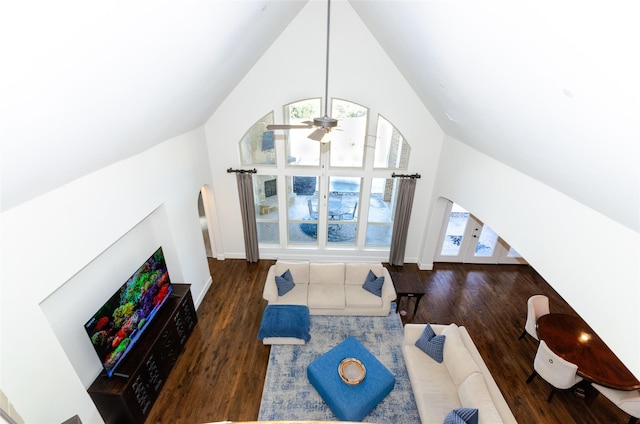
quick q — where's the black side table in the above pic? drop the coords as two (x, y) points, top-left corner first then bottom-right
(390, 272), (425, 316)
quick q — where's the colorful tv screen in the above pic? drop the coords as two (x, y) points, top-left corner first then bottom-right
(84, 246), (173, 378)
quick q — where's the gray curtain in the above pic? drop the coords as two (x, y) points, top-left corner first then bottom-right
(389, 178), (417, 266)
(236, 173), (259, 262)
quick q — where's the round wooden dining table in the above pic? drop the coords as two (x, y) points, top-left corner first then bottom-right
(536, 313), (640, 391)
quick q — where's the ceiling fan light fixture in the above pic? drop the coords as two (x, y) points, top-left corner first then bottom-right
(313, 115), (338, 128)
(319, 135), (331, 144)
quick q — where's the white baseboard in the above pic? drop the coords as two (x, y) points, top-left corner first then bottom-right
(194, 275), (213, 309)
(416, 260), (434, 270)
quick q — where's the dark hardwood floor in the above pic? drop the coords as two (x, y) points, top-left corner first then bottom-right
(145, 259), (630, 423)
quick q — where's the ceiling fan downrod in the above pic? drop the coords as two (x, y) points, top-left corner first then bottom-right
(265, 0), (338, 141)
(313, 0), (338, 130)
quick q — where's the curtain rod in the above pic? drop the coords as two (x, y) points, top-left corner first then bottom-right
(227, 167), (257, 174)
(391, 172), (421, 179)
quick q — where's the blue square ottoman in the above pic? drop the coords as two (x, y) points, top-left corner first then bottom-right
(307, 336), (395, 422)
(257, 304), (311, 345)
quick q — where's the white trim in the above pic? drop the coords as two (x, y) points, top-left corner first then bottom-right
(416, 260), (434, 271)
(194, 275), (213, 309)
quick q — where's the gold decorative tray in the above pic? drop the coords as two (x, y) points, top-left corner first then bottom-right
(338, 358), (366, 385)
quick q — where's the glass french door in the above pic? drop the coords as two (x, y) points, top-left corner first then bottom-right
(435, 202), (527, 264)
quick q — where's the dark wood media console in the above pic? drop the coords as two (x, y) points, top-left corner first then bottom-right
(88, 284), (197, 424)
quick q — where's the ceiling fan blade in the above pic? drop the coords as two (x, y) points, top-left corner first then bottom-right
(266, 124), (313, 130)
(308, 128), (327, 142)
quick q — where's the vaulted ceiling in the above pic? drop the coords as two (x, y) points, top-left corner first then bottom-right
(2, 1), (638, 232)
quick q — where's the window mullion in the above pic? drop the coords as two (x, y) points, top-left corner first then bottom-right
(316, 143), (331, 248)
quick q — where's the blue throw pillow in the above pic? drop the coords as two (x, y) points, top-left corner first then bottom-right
(443, 408), (479, 424)
(281, 269), (293, 283)
(275, 269), (295, 296)
(415, 324), (446, 363)
(362, 269), (384, 297)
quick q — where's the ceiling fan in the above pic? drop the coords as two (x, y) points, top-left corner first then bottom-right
(267, 0), (338, 143)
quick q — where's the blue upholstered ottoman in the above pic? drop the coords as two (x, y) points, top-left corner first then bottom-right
(257, 304), (311, 345)
(307, 336), (395, 422)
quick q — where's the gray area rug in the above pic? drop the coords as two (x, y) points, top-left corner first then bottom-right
(258, 304), (420, 423)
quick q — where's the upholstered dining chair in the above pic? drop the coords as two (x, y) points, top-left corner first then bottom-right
(592, 383), (640, 424)
(519, 294), (550, 340)
(526, 340), (583, 402)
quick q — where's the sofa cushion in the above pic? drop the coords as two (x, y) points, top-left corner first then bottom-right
(457, 373), (504, 424)
(345, 263), (385, 285)
(362, 270), (384, 297)
(309, 262), (345, 284)
(275, 283), (308, 305)
(275, 260), (309, 284)
(444, 408), (479, 424)
(307, 284), (345, 309)
(403, 341), (462, 423)
(415, 324), (446, 363)
(275, 269), (295, 295)
(345, 285), (383, 308)
(441, 324), (481, 386)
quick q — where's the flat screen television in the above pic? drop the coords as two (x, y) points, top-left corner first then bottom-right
(264, 179), (277, 197)
(84, 246), (173, 378)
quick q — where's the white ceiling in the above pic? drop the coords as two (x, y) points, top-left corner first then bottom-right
(0, 1), (305, 210)
(351, 0), (639, 232)
(2, 0), (638, 232)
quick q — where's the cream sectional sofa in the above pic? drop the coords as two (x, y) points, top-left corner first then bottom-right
(402, 323), (517, 424)
(263, 260), (396, 316)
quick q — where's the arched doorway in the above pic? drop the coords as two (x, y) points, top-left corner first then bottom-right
(198, 186), (214, 258)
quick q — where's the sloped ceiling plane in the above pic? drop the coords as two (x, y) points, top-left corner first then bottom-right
(1, 0), (638, 232)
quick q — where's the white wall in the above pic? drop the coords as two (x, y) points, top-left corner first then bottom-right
(0, 127), (213, 423)
(204, 0), (444, 262)
(420, 135), (640, 377)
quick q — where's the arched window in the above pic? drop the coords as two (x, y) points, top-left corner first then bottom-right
(329, 99), (368, 168)
(285, 98), (321, 167)
(238, 99), (411, 249)
(374, 115), (410, 169)
(239, 112), (275, 166)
